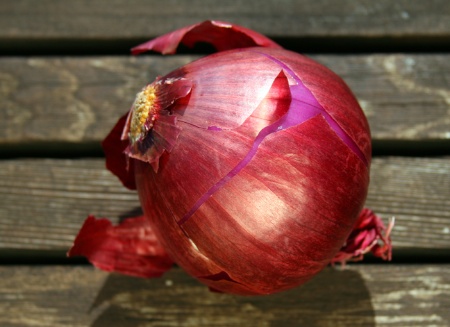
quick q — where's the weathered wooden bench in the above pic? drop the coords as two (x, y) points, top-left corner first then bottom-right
(1, 1), (449, 326)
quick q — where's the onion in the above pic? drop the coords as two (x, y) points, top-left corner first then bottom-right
(68, 21), (392, 295)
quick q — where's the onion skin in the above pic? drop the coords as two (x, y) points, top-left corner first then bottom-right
(68, 20), (392, 296)
(67, 215), (173, 277)
(131, 20), (282, 55)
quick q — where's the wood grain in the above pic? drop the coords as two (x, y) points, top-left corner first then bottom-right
(1, 0), (448, 40)
(0, 157), (448, 256)
(1, 54), (449, 145)
(0, 2), (447, 326)
(0, 265), (449, 326)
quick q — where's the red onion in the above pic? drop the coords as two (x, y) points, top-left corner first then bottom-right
(68, 21), (392, 295)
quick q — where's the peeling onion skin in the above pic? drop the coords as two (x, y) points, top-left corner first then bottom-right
(68, 20), (393, 296)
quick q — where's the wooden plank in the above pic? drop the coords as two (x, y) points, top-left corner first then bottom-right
(1, 54), (449, 146)
(0, 265), (449, 326)
(0, 56), (194, 144)
(0, 157), (449, 256)
(0, 159), (141, 252)
(316, 55), (450, 142)
(366, 158), (450, 252)
(1, 0), (448, 41)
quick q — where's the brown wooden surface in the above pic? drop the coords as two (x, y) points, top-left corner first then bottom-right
(0, 265), (449, 327)
(0, 0), (449, 326)
(0, 157), (449, 256)
(1, 55), (449, 146)
(1, 0), (448, 39)
(1, 0), (449, 56)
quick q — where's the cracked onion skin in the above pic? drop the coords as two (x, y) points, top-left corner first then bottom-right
(68, 21), (393, 296)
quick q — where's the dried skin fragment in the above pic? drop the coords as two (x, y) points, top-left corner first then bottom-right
(331, 208), (394, 265)
(131, 20), (282, 55)
(122, 77), (192, 172)
(102, 113), (136, 190)
(67, 215), (174, 278)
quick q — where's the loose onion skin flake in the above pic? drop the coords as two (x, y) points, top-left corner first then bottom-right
(68, 20), (392, 295)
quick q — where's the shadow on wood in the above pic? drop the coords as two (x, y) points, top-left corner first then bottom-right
(89, 267), (375, 326)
